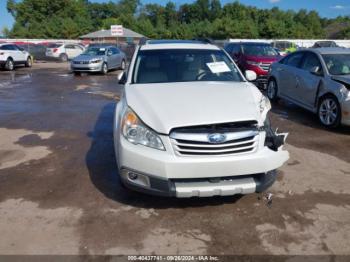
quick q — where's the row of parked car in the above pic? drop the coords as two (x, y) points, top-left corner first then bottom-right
(0, 41), (129, 75)
(267, 47), (350, 128)
(223, 40), (345, 89)
(223, 40), (350, 128)
(271, 40), (341, 54)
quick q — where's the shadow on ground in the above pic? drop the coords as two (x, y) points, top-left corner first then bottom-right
(270, 99), (350, 134)
(86, 103), (242, 209)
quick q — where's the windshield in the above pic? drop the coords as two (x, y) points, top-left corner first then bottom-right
(83, 47), (106, 56)
(316, 41), (337, 48)
(243, 44), (279, 56)
(323, 54), (350, 75)
(133, 49), (243, 83)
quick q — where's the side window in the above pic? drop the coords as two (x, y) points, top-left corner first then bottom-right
(112, 47), (120, 54)
(301, 53), (322, 72)
(285, 52), (304, 68)
(279, 55), (288, 64)
(12, 45), (19, 50)
(231, 44), (241, 55)
(224, 44), (233, 53)
(15, 45), (24, 51)
(5, 45), (17, 51)
(0, 45), (10, 50)
(74, 45), (83, 50)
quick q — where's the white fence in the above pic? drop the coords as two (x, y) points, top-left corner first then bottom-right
(228, 39), (350, 48)
(2, 38), (350, 48)
(0, 38), (81, 44)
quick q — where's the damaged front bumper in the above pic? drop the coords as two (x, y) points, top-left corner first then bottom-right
(120, 168), (279, 197)
(114, 103), (290, 197)
(116, 123), (289, 197)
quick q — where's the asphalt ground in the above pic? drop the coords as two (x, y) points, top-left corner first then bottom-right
(0, 62), (349, 260)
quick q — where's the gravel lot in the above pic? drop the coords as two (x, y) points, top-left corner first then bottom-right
(0, 63), (349, 259)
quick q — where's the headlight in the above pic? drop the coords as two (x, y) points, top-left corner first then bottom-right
(91, 59), (102, 64)
(121, 108), (165, 151)
(259, 95), (271, 114)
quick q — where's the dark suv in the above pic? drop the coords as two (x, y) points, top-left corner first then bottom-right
(224, 42), (281, 88)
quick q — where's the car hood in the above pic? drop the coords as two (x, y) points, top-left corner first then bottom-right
(244, 54), (281, 63)
(73, 54), (104, 62)
(332, 75), (350, 85)
(125, 81), (261, 134)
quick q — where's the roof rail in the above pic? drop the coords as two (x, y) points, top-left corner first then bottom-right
(139, 37), (149, 45)
(192, 38), (214, 44)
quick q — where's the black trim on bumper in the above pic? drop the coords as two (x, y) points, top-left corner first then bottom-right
(120, 168), (176, 197)
(254, 170), (277, 193)
(253, 76), (269, 89)
(120, 167), (278, 197)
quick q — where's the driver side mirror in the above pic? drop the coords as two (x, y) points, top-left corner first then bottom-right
(107, 51), (113, 56)
(245, 70), (257, 82)
(310, 66), (323, 76)
(118, 71), (127, 85)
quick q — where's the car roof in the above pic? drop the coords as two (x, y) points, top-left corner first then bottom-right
(314, 40), (336, 43)
(307, 47), (350, 55)
(140, 39), (220, 51)
(228, 42), (271, 45)
(88, 44), (115, 48)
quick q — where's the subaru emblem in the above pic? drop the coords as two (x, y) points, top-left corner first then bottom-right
(208, 133), (226, 144)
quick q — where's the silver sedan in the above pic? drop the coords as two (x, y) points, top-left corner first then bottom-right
(71, 45), (126, 75)
(267, 48), (350, 128)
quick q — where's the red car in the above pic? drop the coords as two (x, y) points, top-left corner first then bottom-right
(224, 42), (281, 88)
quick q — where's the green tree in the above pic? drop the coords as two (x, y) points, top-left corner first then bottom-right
(7, 0), (350, 40)
(87, 2), (119, 29)
(339, 26), (350, 39)
(7, 0), (93, 38)
(1, 26), (10, 37)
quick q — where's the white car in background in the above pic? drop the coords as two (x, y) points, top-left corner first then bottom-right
(0, 43), (32, 71)
(45, 43), (85, 62)
(114, 40), (289, 198)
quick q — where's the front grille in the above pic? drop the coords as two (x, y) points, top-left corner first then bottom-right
(170, 123), (259, 156)
(73, 61), (90, 64)
(256, 75), (268, 83)
(171, 121), (258, 134)
(260, 63), (271, 71)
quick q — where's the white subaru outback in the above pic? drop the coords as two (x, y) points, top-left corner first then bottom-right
(114, 40), (289, 198)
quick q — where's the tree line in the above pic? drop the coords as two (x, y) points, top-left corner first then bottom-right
(4, 0), (350, 39)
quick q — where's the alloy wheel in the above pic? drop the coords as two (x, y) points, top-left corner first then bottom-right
(7, 60), (14, 71)
(102, 63), (108, 74)
(318, 98), (338, 126)
(27, 57), (32, 67)
(267, 80), (276, 100)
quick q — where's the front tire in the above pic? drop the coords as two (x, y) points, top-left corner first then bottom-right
(317, 95), (341, 128)
(267, 79), (279, 102)
(25, 57), (32, 67)
(59, 53), (68, 62)
(101, 62), (108, 75)
(5, 58), (14, 71)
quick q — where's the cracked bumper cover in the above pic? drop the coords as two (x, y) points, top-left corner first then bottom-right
(116, 131), (289, 197)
